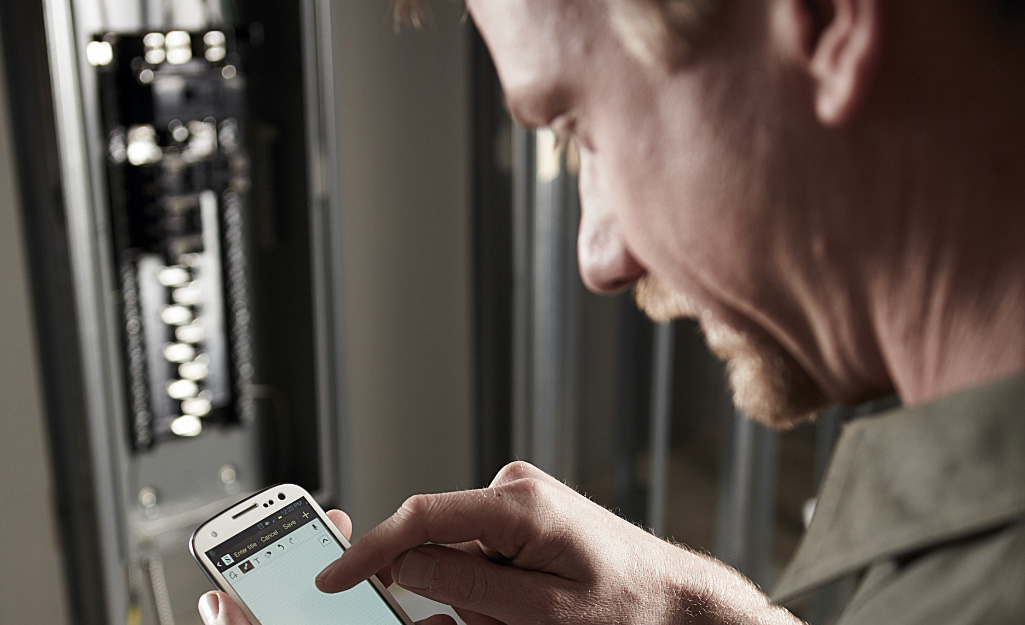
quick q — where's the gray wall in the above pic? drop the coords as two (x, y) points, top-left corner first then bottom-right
(334, 2), (473, 533)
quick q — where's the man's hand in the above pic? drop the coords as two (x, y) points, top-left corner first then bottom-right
(197, 510), (355, 625)
(316, 461), (801, 625)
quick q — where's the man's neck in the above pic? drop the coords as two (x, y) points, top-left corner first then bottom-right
(858, 47), (1025, 407)
(875, 276), (1025, 406)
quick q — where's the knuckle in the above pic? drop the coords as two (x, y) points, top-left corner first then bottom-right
(396, 493), (434, 523)
(493, 460), (539, 485)
(504, 475), (546, 503)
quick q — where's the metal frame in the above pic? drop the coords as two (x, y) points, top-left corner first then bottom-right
(43, 0), (131, 620)
(300, 0), (351, 513)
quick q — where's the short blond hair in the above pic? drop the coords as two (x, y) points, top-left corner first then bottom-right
(393, 0), (720, 66)
(605, 0), (720, 66)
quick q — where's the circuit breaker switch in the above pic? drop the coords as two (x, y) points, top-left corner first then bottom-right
(165, 31), (192, 65)
(167, 379), (199, 400)
(157, 266), (191, 287)
(182, 396), (213, 418)
(204, 31), (227, 63)
(179, 358), (210, 382)
(126, 125), (162, 166)
(160, 304), (194, 326)
(143, 32), (166, 66)
(175, 323), (205, 344)
(170, 415), (203, 437)
(172, 284), (203, 306)
(162, 342), (197, 363)
(184, 121), (218, 162)
(86, 41), (114, 67)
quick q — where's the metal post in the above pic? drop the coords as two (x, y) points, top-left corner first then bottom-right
(716, 408), (779, 588)
(530, 128), (567, 474)
(511, 127), (580, 480)
(646, 321), (676, 537)
(510, 124), (535, 465)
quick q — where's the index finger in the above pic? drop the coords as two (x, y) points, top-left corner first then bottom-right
(315, 481), (555, 593)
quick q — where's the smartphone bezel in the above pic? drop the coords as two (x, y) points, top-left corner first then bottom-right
(189, 483), (415, 625)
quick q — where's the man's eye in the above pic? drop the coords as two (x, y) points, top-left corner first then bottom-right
(548, 115), (575, 149)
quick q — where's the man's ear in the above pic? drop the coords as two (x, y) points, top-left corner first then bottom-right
(797, 0), (882, 125)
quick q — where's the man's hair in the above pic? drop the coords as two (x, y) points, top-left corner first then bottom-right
(395, 0), (1024, 62)
(391, 0), (720, 66)
(604, 0), (720, 67)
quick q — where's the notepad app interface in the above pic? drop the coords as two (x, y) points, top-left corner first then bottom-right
(206, 498), (405, 625)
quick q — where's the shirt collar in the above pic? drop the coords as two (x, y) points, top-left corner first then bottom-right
(772, 374), (1025, 604)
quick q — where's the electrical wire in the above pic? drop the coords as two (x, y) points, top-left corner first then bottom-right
(127, 561), (144, 625)
(147, 555), (177, 625)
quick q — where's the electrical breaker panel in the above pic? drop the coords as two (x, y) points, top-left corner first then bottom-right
(89, 29), (254, 449)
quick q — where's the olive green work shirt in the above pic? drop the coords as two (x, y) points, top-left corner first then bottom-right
(772, 375), (1025, 624)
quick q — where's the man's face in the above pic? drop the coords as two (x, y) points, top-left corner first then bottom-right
(467, 0), (836, 427)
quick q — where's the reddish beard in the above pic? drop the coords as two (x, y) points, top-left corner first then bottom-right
(634, 274), (826, 428)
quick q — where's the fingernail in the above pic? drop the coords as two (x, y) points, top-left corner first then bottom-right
(394, 548), (437, 590)
(198, 593), (220, 623)
(316, 561), (337, 589)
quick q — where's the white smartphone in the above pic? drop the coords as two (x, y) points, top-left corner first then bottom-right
(190, 483), (415, 625)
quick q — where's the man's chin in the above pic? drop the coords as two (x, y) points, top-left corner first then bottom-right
(702, 318), (825, 429)
(634, 275), (827, 429)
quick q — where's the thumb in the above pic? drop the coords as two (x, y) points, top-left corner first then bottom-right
(198, 591), (251, 625)
(391, 545), (561, 624)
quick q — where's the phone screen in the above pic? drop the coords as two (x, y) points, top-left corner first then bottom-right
(203, 497), (404, 625)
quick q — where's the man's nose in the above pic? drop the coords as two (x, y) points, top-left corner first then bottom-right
(577, 204), (646, 294)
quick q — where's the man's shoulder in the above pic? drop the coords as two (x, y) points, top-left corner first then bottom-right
(774, 375), (1025, 603)
(837, 517), (1025, 625)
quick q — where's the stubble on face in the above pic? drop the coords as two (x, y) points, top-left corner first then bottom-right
(635, 274), (826, 428)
